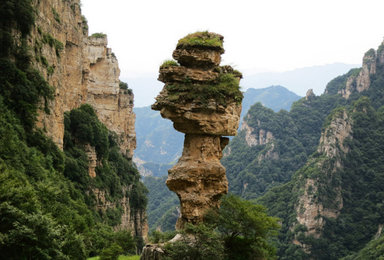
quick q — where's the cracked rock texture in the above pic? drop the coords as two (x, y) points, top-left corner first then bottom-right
(30, 0), (145, 239)
(152, 32), (242, 230)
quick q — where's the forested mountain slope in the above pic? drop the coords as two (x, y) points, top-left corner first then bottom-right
(223, 40), (384, 259)
(0, 0), (147, 258)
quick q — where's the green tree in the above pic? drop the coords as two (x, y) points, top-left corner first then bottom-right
(100, 242), (123, 260)
(208, 194), (280, 260)
(164, 194), (280, 260)
(164, 223), (225, 260)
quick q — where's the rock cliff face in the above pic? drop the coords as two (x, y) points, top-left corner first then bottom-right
(240, 119), (274, 147)
(152, 32), (242, 229)
(338, 41), (384, 99)
(294, 109), (351, 249)
(32, 0), (135, 157)
(30, 0), (145, 238)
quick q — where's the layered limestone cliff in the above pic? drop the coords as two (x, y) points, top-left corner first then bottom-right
(293, 109), (351, 250)
(338, 41), (384, 99)
(32, 0), (135, 157)
(152, 32), (242, 229)
(240, 119), (274, 147)
(30, 0), (145, 238)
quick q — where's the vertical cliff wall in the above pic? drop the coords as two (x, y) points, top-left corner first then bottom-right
(29, 0), (145, 238)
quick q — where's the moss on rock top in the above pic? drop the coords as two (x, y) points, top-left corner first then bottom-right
(177, 31), (224, 52)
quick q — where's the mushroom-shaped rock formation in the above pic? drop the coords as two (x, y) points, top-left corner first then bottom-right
(152, 31), (243, 229)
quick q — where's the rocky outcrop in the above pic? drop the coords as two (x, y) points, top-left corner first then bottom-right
(33, 0), (136, 158)
(84, 144), (97, 178)
(240, 120), (274, 147)
(31, 0), (145, 239)
(318, 110), (352, 161)
(141, 244), (165, 260)
(305, 89), (315, 100)
(338, 41), (384, 99)
(152, 32), (242, 229)
(294, 109), (351, 249)
(93, 186), (148, 241)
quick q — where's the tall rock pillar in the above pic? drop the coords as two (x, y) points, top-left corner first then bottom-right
(152, 32), (243, 229)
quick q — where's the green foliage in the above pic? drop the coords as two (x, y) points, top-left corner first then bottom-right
(0, 99), (91, 259)
(163, 195), (279, 260)
(119, 81), (128, 90)
(0, 58), (53, 130)
(64, 104), (147, 210)
(341, 234), (384, 260)
(0, 0), (35, 57)
(143, 176), (178, 232)
(119, 81), (133, 95)
(257, 95), (384, 259)
(223, 92), (345, 200)
(82, 15), (89, 34)
(52, 7), (61, 24)
(177, 31), (223, 50)
(165, 72), (243, 106)
(0, 0), (145, 258)
(164, 223), (225, 260)
(325, 68), (361, 95)
(100, 243), (124, 260)
(160, 59), (179, 68)
(91, 33), (107, 38)
(65, 104), (109, 158)
(42, 33), (64, 57)
(149, 230), (177, 244)
(208, 194), (280, 260)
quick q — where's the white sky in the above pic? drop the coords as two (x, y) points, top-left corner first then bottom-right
(82, 0), (384, 79)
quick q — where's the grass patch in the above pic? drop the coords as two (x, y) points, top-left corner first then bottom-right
(52, 8), (61, 24)
(160, 59), (179, 68)
(42, 33), (64, 57)
(91, 33), (107, 39)
(177, 31), (223, 50)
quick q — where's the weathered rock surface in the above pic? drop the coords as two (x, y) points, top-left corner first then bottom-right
(168, 134), (229, 229)
(173, 47), (223, 69)
(240, 120), (274, 147)
(152, 32), (242, 229)
(84, 144), (97, 178)
(158, 66), (219, 83)
(293, 109), (350, 250)
(338, 41), (384, 99)
(31, 0), (145, 238)
(34, 0), (136, 158)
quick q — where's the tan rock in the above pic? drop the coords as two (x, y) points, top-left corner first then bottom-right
(31, 0), (144, 239)
(156, 101), (241, 136)
(305, 89), (315, 100)
(173, 48), (222, 69)
(294, 109), (349, 250)
(151, 32), (242, 230)
(158, 66), (219, 83)
(167, 134), (229, 228)
(339, 48), (377, 99)
(84, 144), (97, 178)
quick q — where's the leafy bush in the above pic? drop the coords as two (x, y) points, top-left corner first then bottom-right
(163, 195), (280, 260)
(160, 59), (179, 68)
(100, 243), (123, 260)
(91, 33), (107, 39)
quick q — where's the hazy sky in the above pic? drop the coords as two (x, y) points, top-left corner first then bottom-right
(82, 0), (384, 77)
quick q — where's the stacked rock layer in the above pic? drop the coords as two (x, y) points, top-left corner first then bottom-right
(152, 32), (242, 229)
